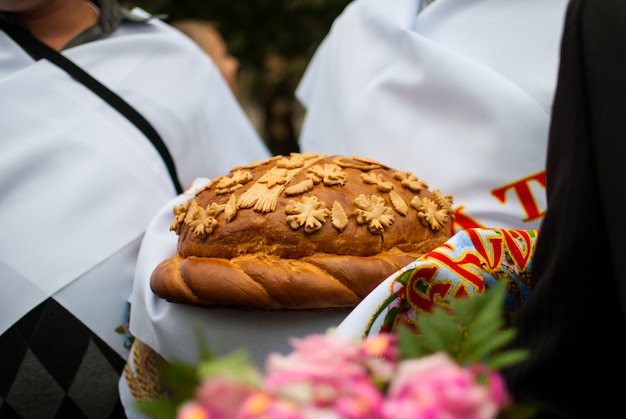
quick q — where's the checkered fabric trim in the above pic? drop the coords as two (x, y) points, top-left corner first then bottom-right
(0, 298), (127, 418)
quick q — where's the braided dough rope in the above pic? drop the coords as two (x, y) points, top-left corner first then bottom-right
(151, 249), (432, 310)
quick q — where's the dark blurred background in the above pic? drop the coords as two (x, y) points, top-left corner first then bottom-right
(124, 0), (352, 156)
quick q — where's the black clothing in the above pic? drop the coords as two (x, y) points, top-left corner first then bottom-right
(0, 300), (127, 418)
(502, 0), (626, 417)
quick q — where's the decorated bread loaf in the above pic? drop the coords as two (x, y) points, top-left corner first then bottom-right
(150, 153), (453, 310)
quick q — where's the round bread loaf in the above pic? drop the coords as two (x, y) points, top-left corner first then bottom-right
(150, 153), (453, 310)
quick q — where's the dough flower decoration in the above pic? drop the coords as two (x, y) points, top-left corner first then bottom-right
(169, 200), (191, 234)
(308, 163), (348, 186)
(136, 281), (533, 419)
(285, 196), (330, 233)
(411, 190), (453, 231)
(183, 200), (225, 238)
(354, 194), (395, 234)
(257, 167), (289, 189)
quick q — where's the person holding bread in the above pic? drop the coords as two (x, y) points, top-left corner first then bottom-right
(0, 0), (270, 417)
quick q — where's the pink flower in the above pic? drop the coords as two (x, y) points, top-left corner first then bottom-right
(237, 392), (301, 419)
(469, 365), (511, 409)
(266, 333), (366, 379)
(189, 375), (257, 419)
(259, 333), (387, 418)
(177, 401), (210, 419)
(332, 377), (385, 419)
(262, 368), (384, 417)
(358, 334), (398, 386)
(175, 332), (515, 419)
(383, 353), (510, 419)
(360, 334), (398, 361)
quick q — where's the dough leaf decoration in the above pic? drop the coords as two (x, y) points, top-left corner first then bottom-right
(224, 194), (238, 222)
(389, 190), (409, 216)
(285, 178), (314, 196)
(331, 201), (349, 231)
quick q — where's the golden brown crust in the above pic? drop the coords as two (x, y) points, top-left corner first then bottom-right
(150, 255), (203, 306)
(151, 153), (453, 310)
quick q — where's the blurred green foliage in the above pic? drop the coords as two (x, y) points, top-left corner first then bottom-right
(124, 0), (352, 154)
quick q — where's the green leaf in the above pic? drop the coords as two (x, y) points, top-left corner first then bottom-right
(160, 361), (200, 403)
(398, 280), (527, 370)
(197, 349), (261, 386)
(463, 328), (516, 362)
(395, 269), (416, 286)
(415, 307), (459, 354)
(136, 399), (179, 419)
(466, 283), (506, 332)
(397, 325), (431, 359)
(485, 349), (529, 370)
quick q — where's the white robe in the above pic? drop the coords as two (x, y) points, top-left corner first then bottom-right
(297, 0), (569, 232)
(0, 11), (271, 358)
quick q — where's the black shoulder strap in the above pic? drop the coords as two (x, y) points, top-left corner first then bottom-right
(0, 21), (184, 194)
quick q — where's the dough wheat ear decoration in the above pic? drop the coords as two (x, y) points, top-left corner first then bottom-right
(151, 153), (454, 310)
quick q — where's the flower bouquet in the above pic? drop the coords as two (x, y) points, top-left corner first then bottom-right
(137, 281), (534, 419)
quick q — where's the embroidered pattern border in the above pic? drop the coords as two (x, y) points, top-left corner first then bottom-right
(364, 228), (538, 336)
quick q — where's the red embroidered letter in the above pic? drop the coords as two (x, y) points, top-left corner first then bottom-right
(491, 172), (546, 222)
